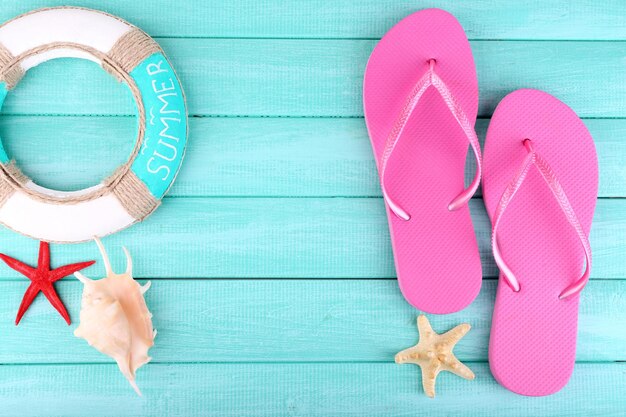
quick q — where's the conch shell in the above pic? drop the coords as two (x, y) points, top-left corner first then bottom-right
(74, 238), (155, 395)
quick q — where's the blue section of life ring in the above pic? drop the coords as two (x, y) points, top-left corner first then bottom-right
(131, 53), (187, 199)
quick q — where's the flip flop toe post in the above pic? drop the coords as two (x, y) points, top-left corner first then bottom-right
(484, 89), (598, 396)
(364, 9), (482, 313)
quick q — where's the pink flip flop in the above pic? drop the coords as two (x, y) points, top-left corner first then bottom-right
(484, 89), (598, 396)
(363, 9), (482, 314)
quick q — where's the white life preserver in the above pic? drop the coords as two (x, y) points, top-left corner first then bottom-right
(0, 7), (187, 243)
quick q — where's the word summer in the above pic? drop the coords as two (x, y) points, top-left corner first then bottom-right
(143, 58), (185, 182)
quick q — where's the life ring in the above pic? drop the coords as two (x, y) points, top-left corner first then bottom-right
(0, 7), (187, 243)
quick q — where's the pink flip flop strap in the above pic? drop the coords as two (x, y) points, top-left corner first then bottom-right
(491, 139), (592, 299)
(379, 59), (482, 221)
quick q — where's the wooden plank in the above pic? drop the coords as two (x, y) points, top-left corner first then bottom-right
(2, 116), (624, 197)
(0, 198), (622, 280)
(2, 1), (625, 40)
(4, 40), (626, 117)
(0, 362), (622, 416)
(0, 280), (622, 364)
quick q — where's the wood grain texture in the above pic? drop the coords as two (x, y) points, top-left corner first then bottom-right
(3, 40), (625, 117)
(0, 198), (622, 280)
(0, 280), (622, 364)
(1, 0), (625, 40)
(0, 363), (623, 417)
(0, 2), (622, 414)
(2, 116), (624, 197)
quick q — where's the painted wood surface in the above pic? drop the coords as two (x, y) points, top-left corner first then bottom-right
(2, 117), (626, 197)
(0, 1), (623, 415)
(0, 363), (623, 417)
(0, 198), (623, 280)
(0, 280), (623, 364)
(2, 1), (626, 40)
(2, 41), (626, 118)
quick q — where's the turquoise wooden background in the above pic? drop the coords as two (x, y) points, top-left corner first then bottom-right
(0, 1), (624, 416)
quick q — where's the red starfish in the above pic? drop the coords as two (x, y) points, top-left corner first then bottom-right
(0, 242), (95, 325)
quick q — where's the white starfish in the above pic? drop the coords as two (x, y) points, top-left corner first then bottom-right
(395, 315), (475, 398)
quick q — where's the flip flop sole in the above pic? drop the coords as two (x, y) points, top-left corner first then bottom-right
(484, 89), (598, 396)
(364, 9), (481, 314)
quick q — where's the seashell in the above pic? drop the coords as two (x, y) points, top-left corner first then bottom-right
(74, 238), (155, 395)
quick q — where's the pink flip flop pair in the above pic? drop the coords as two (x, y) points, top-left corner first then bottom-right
(364, 9), (598, 396)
